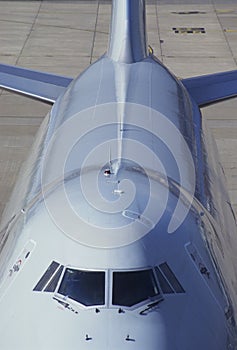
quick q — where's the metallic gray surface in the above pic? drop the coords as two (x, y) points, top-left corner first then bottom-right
(183, 70), (237, 107)
(108, 0), (147, 63)
(0, 64), (72, 103)
(1, 52), (236, 348)
(0, 1), (237, 349)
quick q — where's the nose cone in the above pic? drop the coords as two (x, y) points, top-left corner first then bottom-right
(46, 307), (167, 350)
(79, 308), (167, 350)
(0, 292), (166, 350)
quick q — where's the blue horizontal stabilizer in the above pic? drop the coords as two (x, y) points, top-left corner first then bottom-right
(182, 70), (237, 107)
(0, 64), (73, 104)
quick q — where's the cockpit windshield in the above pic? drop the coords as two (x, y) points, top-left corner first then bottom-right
(56, 267), (161, 308)
(58, 268), (105, 306)
(112, 269), (160, 307)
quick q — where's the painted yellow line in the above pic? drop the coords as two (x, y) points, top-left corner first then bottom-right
(216, 10), (235, 14)
(224, 29), (237, 33)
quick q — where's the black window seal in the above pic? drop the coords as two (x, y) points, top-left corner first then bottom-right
(111, 267), (162, 309)
(54, 267), (107, 308)
(158, 262), (185, 294)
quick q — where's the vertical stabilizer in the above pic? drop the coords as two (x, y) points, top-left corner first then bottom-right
(108, 0), (147, 63)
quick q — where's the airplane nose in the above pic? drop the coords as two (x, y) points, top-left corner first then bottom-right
(78, 309), (167, 350)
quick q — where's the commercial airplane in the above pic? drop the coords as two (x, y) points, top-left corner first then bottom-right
(0, 0), (237, 349)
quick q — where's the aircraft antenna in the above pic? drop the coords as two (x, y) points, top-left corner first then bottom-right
(109, 146), (112, 168)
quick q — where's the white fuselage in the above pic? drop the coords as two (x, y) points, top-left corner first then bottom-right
(0, 54), (236, 349)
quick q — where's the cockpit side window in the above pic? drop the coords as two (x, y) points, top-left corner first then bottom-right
(33, 261), (61, 292)
(155, 263), (185, 294)
(45, 265), (64, 292)
(155, 266), (174, 294)
(159, 263), (185, 293)
(112, 269), (160, 307)
(58, 268), (105, 306)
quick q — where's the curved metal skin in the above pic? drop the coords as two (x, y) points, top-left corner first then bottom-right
(0, 1), (237, 349)
(108, 0), (148, 63)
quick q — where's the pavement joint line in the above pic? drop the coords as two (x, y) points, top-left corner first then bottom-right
(0, 18), (34, 26)
(90, 0), (100, 65)
(15, 1), (43, 66)
(155, 4), (164, 61)
(0, 17), (108, 35)
(213, 2), (237, 68)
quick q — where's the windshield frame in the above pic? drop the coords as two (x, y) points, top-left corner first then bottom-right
(109, 267), (163, 310)
(54, 266), (108, 309)
(54, 266), (163, 310)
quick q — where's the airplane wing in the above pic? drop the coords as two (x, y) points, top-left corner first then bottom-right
(0, 63), (73, 104)
(182, 70), (237, 107)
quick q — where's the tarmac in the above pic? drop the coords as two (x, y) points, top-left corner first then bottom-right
(0, 0), (237, 220)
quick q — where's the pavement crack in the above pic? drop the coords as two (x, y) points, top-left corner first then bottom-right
(90, 0), (100, 64)
(15, 1), (43, 66)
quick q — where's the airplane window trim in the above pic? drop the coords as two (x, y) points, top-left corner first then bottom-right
(111, 268), (162, 308)
(157, 263), (185, 294)
(155, 266), (175, 294)
(44, 265), (64, 292)
(33, 261), (60, 292)
(55, 267), (106, 308)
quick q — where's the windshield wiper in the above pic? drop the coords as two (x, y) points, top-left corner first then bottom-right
(53, 296), (71, 309)
(139, 298), (164, 315)
(53, 296), (79, 315)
